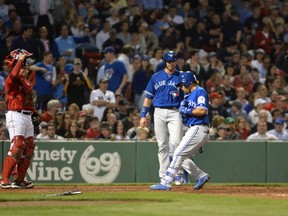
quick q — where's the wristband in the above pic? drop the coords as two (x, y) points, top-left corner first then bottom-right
(140, 106), (150, 117)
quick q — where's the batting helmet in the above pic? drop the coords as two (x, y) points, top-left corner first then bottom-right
(163, 51), (178, 62)
(176, 71), (198, 87)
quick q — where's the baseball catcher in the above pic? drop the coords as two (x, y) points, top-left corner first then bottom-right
(0, 49), (35, 189)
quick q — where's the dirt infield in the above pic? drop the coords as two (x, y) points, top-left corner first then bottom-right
(1, 185), (288, 206)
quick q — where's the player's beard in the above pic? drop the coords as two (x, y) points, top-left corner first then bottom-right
(166, 64), (175, 73)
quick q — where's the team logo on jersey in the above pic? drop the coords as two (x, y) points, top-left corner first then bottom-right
(104, 68), (113, 80)
(170, 90), (179, 99)
(198, 96), (205, 105)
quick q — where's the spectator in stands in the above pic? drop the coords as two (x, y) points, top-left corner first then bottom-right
(250, 109), (274, 134)
(248, 98), (272, 126)
(107, 112), (117, 134)
(216, 39), (238, 63)
(117, 44), (133, 89)
(95, 20), (111, 51)
(256, 83), (271, 103)
(85, 116), (101, 139)
(10, 25), (37, 55)
(54, 108), (64, 132)
(138, 21), (159, 51)
(3, 9), (19, 32)
(54, 68), (68, 107)
(234, 116), (251, 140)
(225, 117), (242, 140)
(0, 0), (9, 22)
(99, 121), (114, 141)
(52, 24), (77, 60)
(56, 111), (72, 137)
(233, 65), (254, 94)
(115, 99), (128, 121)
(36, 122), (48, 140)
(29, 0), (54, 39)
(116, 21), (131, 45)
(90, 77), (116, 122)
(34, 51), (56, 111)
(208, 92), (228, 124)
(101, 46), (128, 94)
(65, 58), (93, 108)
(205, 69), (222, 94)
(267, 118), (288, 140)
(106, 6), (119, 27)
(135, 126), (150, 141)
(68, 103), (80, 121)
(220, 11), (243, 45)
(230, 98), (248, 119)
(114, 120), (129, 140)
(40, 99), (60, 123)
(101, 107), (115, 122)
(251, 48), (265, 80)
(64, 120), (85, 139)
(247, 120), (278, 141)
(210, 124), (231, 140)
(42, 123), (64, 140)
(149, 47), (163, 72)
(102, 28), (124, 54)
(127, 113), (141, 139)
(129, 30), (147, 55)
(152, 11), (169, 38)
(34, 26), (52, 61)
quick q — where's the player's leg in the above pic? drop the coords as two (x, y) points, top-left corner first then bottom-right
(13, 116), (35, 188)
(154, 108), (170, 180)
(1, 136), (25, 188)
(167, 110), (184, 185)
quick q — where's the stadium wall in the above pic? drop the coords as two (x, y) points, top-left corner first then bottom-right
(0, 140), (287, 183)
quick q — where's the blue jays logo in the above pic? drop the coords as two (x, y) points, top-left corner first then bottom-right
(170, 90), (179, 99)
(104, 68), (113, 80)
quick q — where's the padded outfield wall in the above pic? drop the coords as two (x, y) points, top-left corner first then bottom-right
(0, 140), (288, 183)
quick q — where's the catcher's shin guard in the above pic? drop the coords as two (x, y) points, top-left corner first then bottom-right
(15, 137), (35, 183)
(1, 136), (25, 180)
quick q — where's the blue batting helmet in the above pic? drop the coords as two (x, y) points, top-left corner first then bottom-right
(176, 71), (198, 87)
(64, 63), (74, 74)
(163, 51), (178, 62)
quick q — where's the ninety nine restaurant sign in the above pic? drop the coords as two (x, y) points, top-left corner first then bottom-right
(22, 141), (136, 183)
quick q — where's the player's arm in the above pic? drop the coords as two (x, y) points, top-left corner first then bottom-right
(191, 107), (208, 116)
(140, 97), (152, 127)
(10, 53), (26, 78)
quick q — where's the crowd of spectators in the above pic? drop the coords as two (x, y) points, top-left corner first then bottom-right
(1, 0), (288, 141)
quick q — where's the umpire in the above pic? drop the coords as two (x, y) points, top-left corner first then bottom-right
(140, 51), (184, 182)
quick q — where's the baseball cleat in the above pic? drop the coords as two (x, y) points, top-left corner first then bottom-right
(0, 179), (11, 189)
(11, 180), (34, 189)
(194, 174), (209, 190)
(174, 175), (182, 186)
(150, 184), (171, 191)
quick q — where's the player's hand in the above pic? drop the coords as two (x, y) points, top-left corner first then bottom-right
(179, 107), (193, 115)
(180, 99), (188, 107)
(140, 117), (147, 127)
(18, 53), (26, 61)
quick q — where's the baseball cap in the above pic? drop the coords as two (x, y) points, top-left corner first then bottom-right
(103, 46), (116, 54)
(217, 124), (229, 130)
(275, 117), (284, 125)
(210, 92), (222, 100)
(141, 54), (149, 61)
(74, 58), (82, 65)
(208, 51), (217, 58)
(255, 48), (265, 55)
(224, 117), (235, 124)
(254, 98), (266, 106)
(39, 122), (48, 130)
(55, 108), (64, 115)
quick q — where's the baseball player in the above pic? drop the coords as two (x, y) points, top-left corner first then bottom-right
(150, 71), (210, 191)
(140, 51), (185, 183)
(0, 49), (35, 189)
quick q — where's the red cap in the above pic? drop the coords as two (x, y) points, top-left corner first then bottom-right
(210, 92), (222, 100)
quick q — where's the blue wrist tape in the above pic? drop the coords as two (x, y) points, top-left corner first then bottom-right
(140, 106), (150, 117)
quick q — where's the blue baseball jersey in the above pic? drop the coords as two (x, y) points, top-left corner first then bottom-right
(103, 60), (127, 92)
(184, 86), (209, 126)
(145, 70), (183, 107)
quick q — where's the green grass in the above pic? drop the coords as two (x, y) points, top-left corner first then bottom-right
(0, 185), (288, 216)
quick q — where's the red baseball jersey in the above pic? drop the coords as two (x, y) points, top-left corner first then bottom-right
(5, 60), (35, 112)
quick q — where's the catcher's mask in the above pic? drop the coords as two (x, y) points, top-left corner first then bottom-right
(4, 49), (33, 69)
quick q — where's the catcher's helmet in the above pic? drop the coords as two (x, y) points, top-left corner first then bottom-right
(176, 71), (198, 87)
(163, 51), (178, 62)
